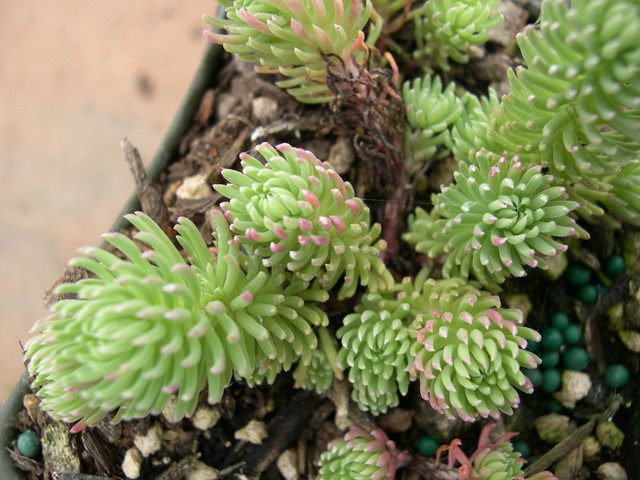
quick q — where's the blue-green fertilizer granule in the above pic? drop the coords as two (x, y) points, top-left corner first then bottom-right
(603, 364), (630, 388)
(416, 435), (440, 457)
(16, 430), (40, 458)
(604, 255), (625, 277)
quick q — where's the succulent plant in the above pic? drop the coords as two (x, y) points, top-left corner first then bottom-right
(412, 0), (502, 72)
(493, 0), (640, 168)
(481, 0), (640, 222)
(22, 2), (640, 477)
(24, 211), (328, 429)
(371, 0), (409, 23)
(400, 276), (541, 422)
(437, 423), (557, 480)
(403, 74), (464, 163)
(337, 292), (414, 415)
(600, 160), (640, 227)
(203, 0), (375, 103)
(318, 427), (406, 480)
(450, 89), (502, 164)
(215, 142), (393, 299)
(404, 151), (583, 288)
(293, 327), (339, 393)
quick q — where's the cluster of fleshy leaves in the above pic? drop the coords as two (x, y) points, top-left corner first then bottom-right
(293, 327), (340, 393)
(404, 151), (582, 288)
(203, 0), (376, 103)
(335, 270), (543, 422)
(436, 423), (557, 480)
(26, 138), (401, 429)
(215, 142), (394, 299)
(400, 274), (539, 421)
(337, 292), (414, 415)
(411, 0), (503, 72)
(318, 427), (407, 480)
(444, 0), (640, 226)
(450, 89), (502, 164)
(487, 0), (640, 224)
(403, 74), (464, 163)
(404, 0), (640, 294)
(24, 211), (329, 429)
(27, 2), (640, 478)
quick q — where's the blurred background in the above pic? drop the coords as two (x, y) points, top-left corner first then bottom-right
(0, 0), (215, 403)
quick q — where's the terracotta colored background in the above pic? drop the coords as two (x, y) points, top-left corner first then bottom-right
(0, 0), (216, 404)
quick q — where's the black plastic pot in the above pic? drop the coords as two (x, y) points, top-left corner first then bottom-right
(0, 37), (224, 480)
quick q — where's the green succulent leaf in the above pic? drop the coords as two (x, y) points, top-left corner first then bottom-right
(450, 89), (502, 164)
(215, 142), (393, 299)
(438, 423), (557, 479)
(371, 0), (409, 22)
(25, 211), (328, 428)
(318, 427), (406, 480)
(412, 0), (502, 72)
(398, 277), (541, 422)
(599, 160), (640, 226)
(293, 345), (335, 395)
(404, 151), (582, 288)
(479, 0), (640, 223)
(204, 0), (375, 103)
(337, 292), (414, 415)
(403, 74), (464, 163)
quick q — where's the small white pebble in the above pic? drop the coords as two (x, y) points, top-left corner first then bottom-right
(597, 462), (628, 480)
(122, 447), (143, 479)
(234, 419), (268, 444)
(534, 414), (574, 444)
(176, 175), (213, 200)
(216, 92), (237, 120)
(185, 460), (219, 480)
(162, 396), (181, 424)
(326, 137), (355, 175)
(554, 370), (591, 408)
(596, 421), (624, 449)
(619, 330), (640, 353)
(133, 423), (163, 458)
(192, 406), (222, 431)
(251, 96), (279, 124)
(277, 449), (299, 480)
(581, 435), (601, 461)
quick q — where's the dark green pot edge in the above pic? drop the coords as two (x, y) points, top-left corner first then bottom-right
(0, 38), (224, 480)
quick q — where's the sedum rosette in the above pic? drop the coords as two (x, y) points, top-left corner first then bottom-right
(215, 142), (393, 299)
(337, 292), (414, 415)
(600, 160), (640, 227)
(404, 276), (541, 422)
(480, 0), (640, 223)
(491, 0), (640, 175)
(372, 0), (409, 22)
(318, 427), (406, 480)
(437, 423), (557, 480)
(293, 327), (339, 393)
(403, 74), (464, 163)
(412, 0), (502, 72)
(203, 0), (374, 103)
(404, 151), (582, 288)
(450, 89), (502, 165)
(25, 211), (328, 429)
